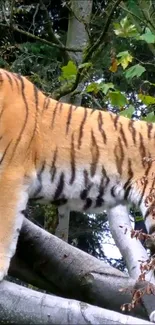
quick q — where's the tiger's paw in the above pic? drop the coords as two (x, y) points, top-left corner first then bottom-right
(150, 311), (155, 323)
(0, 269), (7, 282)
(0, 258), (10, 281)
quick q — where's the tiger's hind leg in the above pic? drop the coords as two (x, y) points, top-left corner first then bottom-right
(0, 171), (28, 281)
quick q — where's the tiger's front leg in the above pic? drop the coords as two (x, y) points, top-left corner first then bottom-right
(0, 171), (28, 281)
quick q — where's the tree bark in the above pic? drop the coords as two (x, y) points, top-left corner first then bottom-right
(0, 280), (153, 324)
(107, 205), (154, 282)
(8, 217), (153, 321)
(55, 0), (93, 241)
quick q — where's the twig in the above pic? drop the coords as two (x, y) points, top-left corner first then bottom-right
(9, 0), (15, 27)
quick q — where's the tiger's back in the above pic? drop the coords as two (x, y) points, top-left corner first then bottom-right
(0, 68), (154, 283)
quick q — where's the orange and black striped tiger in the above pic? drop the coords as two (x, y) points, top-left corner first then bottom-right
(0, 68), (155, 282)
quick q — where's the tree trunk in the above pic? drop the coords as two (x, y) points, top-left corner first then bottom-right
(55, 0), (93, 241)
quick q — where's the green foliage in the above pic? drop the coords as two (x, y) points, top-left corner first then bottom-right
(116, 51), (133, 70)
(142, 112), (155, 123)
(114, 16), (139, 38)
(119, 105), (135, 118)
(138, 94), (155, 105)
(124, 64), (146, 79)
(108, 91), (128, 107)
(86, 82), (115, 95)
(138, 28), (155, 44)
(59, 60), (77, 82)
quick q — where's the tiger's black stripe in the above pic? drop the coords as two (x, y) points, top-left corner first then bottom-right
(70, 133), (76, 184)
(34, 161), (46, 197)
(0, 140), (12, 164)
(98, 111), (107, 144)
(50, 148), (58, 182)
(78, 109), (87, 149)
(128, 120), (136, 145)
(139, 132), (146, 167)
(114, 137), (124, 175)
(5, 72), (13, 88)
(28, 85), (39, 149)
(124, 159), (134, 200)
(51, 102), (59, 128)
(96, 176), (104, 207)
(12, 73), (20, 92)
(43, 97), (50, 110)
(90, 129), (99, 177)
(102, 165), (110, 186)
(10, 74), (29, 160)
(54, 172), (65, 199)
(84, 198), (92, 210)
(66, 105), (73, 135)
(113, 115), (120, 130)
(120, 123), (128, 147)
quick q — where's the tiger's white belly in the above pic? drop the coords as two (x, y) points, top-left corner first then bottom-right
(28, 166), (127, 213)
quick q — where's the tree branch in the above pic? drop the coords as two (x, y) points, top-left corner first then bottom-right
(0, 23), (82, 53)
(0, 280), (153, 324)
(39, 0), (70, 63)
(9, 0), (15, 27)
(8, 217), (154, 321)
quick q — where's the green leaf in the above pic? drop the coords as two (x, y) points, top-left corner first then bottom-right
(99, 82), (115, 95)
(59, 61), (77, 82)
(114, 16), (139, 38)
(119, 105), (135, 118)
(108, 91), (128, 107)
(117, 51), (133, 69)
(125, 64), (146, 79)
(86, 82), (99, 94)
(138, 94), (155, 105)
(86, 82), (115, 95)
(142, 112), (155, 123)
(138, 28), (155, 44)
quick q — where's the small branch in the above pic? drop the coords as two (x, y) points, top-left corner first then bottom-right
(9, 0), (15, 27)
(85, 93), (103, 109)
(84, 0), (123, 62)
(39, 0), (70, 63)
(0, 23), (82, 53)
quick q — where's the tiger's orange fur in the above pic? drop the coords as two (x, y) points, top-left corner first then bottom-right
(0, 68), (155, 281)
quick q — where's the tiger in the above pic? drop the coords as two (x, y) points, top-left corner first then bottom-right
(0, 68), (155, 286)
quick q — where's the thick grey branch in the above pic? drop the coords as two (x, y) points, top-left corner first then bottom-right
(0, 280), (153, 324)
(9, 218), (151, 320)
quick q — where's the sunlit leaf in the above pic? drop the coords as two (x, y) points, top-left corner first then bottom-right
(138, 94), (155, 105)
(117, 51), (133, 70)
(59, 60), (77, 82)
(114, 16), (139, 38)
(86, 82), (99, 94)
